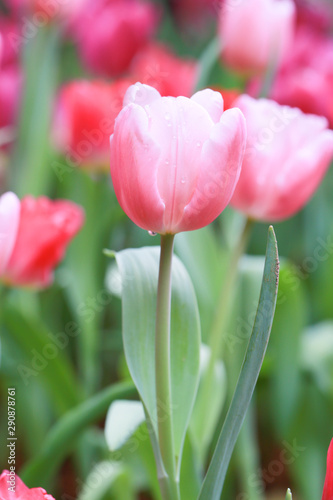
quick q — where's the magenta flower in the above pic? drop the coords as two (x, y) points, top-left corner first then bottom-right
(110, 83), (246, 235)
(230, 95), (333, 222)
(0, 470), (55, 499)
(322, 438), (333, 500)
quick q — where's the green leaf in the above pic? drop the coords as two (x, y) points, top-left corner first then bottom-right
(190, 344), (227, 464)
(285, 488), (292, 500)
(197, 226), (279, 500)
(20, 381), (136, 487)
(105, 400), (145, 451)
(109, 246), (201, 471)
(269, 261), (306, 436)
(77, 461), (134, 500)
(10, 26), (60, 197)
(2, 301), (81, 413)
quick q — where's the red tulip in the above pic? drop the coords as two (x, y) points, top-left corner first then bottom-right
(230, 95), (333, 222)
(322, 438), (333, 500)
(72, 0), (159, 77)
(110, 83), (246, 234)
(131, 43), (198, 98)
(295, 0), (333, 33)
(219, 0), (295, 75)
(53, 79), (132, 170)
(269, 27), (333, 127)
(0, 470), (55, 499)
(2, 196), (84, 288)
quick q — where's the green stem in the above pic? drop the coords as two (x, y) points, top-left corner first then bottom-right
(155, 234), (180, 500)
(208, 217), (253, 364)
(195, 218), (253, 451)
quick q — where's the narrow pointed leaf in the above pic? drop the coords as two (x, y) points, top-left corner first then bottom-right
(285, 488), (292, 500)
(197, 226), (279, 500)
(108, 247), (201, 470)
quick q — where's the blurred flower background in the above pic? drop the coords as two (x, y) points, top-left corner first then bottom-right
(0, 0), (333, 499)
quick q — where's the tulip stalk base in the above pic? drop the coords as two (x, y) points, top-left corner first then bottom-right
(155, 233), (180, 500)
(196, 218), (253, 440)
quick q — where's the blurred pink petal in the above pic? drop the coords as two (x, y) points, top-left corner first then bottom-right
(0, 470), (55, 499)
(219, 0), (295, 75)
(0, 192), (20, 274)
(2, 196), (84, 288)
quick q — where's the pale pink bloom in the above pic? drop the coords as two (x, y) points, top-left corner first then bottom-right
(0, 470), (55, 499)
(230, 95), (333, 221)
(110, 83), (246, 234)
(0, 192), (20, 274)
(219, 0), (295, 75)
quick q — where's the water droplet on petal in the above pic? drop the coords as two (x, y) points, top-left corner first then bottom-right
(165, 112), (171, 120)
(165, 160), (170, 165)
(196, 141), (201, 148)
(181, 177), (186, 184)
(148, 231), (157, 236)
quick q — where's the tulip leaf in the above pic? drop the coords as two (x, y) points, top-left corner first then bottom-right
(109, 246), (201, 472)
(285, 488), (292, 500)
(197, 226), (279, 500)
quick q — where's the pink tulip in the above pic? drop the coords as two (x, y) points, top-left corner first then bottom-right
(230, 95), (333, 222)
(219, 0), (295, 75)
(269, 27), (333, 127)
(110, 83), (246, 235)
(0, 470), (55, 499)
(0, 192), (20, 274)
(322, 438), (333, 500)
(2, 196), (84, 288)
(72, 0), (159, 77)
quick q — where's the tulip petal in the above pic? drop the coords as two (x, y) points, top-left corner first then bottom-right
(3, 197), (84, 288)
(177, 107), (246, 232)
(148, 96), (214, 231)
(110, 103), (165, 233)
(191, 88), (224, 123)
(322, 438), (333, 500)
(0, 192), (20, 275)
(123, 82), (161, 107)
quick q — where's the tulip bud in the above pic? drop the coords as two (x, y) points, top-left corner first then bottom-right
(110, 83), (247, 235)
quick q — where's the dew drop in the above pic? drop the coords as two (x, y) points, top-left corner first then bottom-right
(181, 177), (186, 184)
(148, 231), (157, 236)
(165, 160), (170, 165)
(196, 141), (201, 148)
